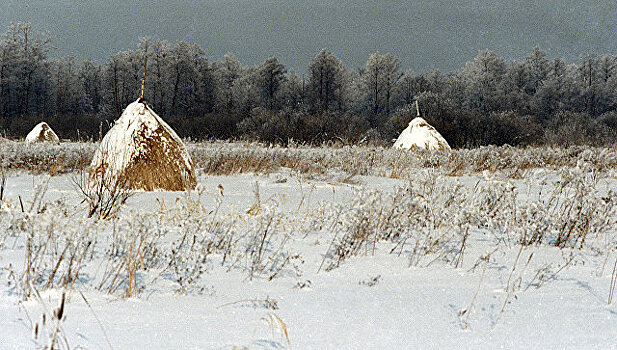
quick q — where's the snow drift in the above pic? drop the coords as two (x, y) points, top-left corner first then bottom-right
(25, 122), (60, 144)
(90, 99), (196, 191)
(393, 117), (450, 151)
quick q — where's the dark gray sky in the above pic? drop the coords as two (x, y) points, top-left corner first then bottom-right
(3, 0), (617, 73)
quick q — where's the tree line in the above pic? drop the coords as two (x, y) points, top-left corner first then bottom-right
(1, 22), (616, 147)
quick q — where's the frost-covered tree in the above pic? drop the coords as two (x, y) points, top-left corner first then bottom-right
(101, 50), (142, 117)
(166, 41), (206, 117)
(79, 60), (103, 115)
(577, 54), (617, 117)
(281, 70), (305, 110)
(359, 52), (402, 120)
(502, 61), (530, 113)
(533, 58), (581, 121)
(306, 49), (348, 113)
(145, 39), (171, 114)
(214, 53), (243, 114)
(0, 22), (51, 121)
(463, 49), (507, 113)
(394, 70), (427, 107)
(524, 46), (550, 95)
(256, 57), (287, 110)
(232, 66), (260, 117)
(50, 56), (88, 116)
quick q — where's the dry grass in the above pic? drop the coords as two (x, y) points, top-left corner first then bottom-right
(0, 164), (5, 203)
(73, 166), (134, 220)
(30, 290), (70, 349)
(609, 257), (617, 305)
(261, 312), (291, 349)
(191, 143), (617, 189)
(4, 141), (617, 181)
(0, 140), (93, 173)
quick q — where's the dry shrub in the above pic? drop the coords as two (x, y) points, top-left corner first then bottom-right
(73, 166), (134, 220)
(320, 171), (474, 270)
(517, 165), (616, 248)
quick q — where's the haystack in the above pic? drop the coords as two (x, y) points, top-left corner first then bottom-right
(89, 99), (196, 191)
(25, 122), (60, 144)
(393, 117), (451, 151)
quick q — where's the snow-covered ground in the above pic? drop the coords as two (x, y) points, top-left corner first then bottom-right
(1, 165), (617, 349)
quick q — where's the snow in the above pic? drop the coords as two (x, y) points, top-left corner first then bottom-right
(25, 122), (60, 144)
(393, 117), (450, 151)
(1, 166), (616, 348)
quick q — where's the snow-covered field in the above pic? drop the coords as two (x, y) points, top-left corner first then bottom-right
(1, 143), (617, 349)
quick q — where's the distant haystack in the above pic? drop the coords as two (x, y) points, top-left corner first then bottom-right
(25, 122), (60, 144)
(393, 117), (451, 151)
(89, 99), (196, 191)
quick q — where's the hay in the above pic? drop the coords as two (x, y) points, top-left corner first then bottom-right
(25, 122), (60, 144)
(393, 117), (451, 151)
(90, 99), (196, 191)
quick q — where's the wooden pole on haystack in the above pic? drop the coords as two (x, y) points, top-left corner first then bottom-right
(140, 42), (149, 103)
(415, 99), (420, 117)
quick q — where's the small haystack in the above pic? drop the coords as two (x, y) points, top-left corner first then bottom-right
(89, 99), (196, 191)
(25, 122), (60, 144)
(393, 117), (451, 151)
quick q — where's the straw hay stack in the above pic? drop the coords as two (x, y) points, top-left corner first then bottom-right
(90, 99), (196, 191)
(25, 122), (60, 144)
(393, 117), (451, 151)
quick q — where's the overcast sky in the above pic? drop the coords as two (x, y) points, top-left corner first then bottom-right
(2, 0), (617, 73)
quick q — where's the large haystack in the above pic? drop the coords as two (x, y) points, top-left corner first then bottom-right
(90, 99), (196, 191)
(25, 122), (60, 144)
(393, 117), (451, 151)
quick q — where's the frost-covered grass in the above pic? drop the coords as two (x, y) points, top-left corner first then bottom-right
(0, 140), (94, 174)
(1, 142), (617, 348)
(3, 139), (617, 178)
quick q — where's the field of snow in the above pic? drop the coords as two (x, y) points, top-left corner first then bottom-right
(1, 143), (617, 349)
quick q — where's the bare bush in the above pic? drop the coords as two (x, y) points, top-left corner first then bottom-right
(72, 166), (134, 220)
